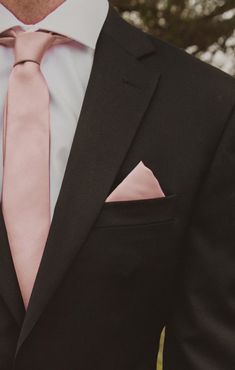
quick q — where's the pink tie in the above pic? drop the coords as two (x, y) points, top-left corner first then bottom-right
(0, 29), (69, 309)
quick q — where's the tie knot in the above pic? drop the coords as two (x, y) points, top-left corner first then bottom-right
(14, 31), (54, 66)
(0, 28), (71, 67)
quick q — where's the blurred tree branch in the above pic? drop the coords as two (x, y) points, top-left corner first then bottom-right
(111, 0), (235, 67)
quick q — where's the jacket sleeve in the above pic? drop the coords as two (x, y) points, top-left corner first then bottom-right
(163, 104), (235, 370)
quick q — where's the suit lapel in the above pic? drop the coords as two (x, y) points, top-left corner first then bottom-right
(0, 208), (25, 326)
(15, 6), (161, 356)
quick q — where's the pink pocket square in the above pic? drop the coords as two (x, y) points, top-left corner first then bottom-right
(105, 161), (165, 202)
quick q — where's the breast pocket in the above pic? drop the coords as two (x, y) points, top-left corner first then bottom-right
(88, 193), (180, 284)
(94, 193), (179, 229)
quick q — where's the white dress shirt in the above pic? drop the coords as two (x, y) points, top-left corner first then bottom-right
(0, 0), (109, 221)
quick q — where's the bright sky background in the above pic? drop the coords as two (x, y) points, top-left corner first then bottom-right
(198, 8), (235, 76)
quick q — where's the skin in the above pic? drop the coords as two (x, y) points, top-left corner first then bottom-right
(0, 0), (65, 24)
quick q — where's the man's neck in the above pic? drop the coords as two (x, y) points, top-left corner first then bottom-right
(0, 0), (65, 24)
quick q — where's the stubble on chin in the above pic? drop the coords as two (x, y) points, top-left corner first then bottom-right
(0, 0), (65, 24)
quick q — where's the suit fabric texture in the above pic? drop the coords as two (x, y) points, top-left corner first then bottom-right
(0, 5), (235, 370)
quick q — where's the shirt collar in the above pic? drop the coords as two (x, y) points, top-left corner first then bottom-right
(0, 0), (109, 49)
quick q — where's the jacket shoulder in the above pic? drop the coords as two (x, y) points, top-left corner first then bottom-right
(148, 34), (235, 86)
(104, 7), (235, 105)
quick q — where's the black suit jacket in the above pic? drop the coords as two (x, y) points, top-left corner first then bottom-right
(0, 5), (235, 370)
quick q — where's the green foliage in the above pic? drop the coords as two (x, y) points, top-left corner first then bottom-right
(112, 0), (235, 71)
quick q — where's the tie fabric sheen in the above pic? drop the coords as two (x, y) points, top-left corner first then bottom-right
(0, 28), (69, 309)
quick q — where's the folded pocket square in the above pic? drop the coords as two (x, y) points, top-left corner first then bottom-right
(105, 161), (165, 202)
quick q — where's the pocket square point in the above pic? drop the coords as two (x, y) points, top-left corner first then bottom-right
(105, 161), (165, 202)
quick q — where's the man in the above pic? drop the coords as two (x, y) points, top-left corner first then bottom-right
(0, 0), (234, 369)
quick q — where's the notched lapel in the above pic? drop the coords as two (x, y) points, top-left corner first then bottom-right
(15, 6), (161, 357)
